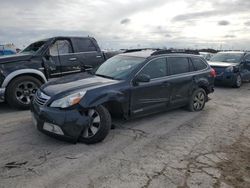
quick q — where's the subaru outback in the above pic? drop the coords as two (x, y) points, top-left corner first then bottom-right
(31, 50), (215, 144)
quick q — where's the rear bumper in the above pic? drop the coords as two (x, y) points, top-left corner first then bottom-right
(0, 88), (5, 102)
(31, 100), (90, 143)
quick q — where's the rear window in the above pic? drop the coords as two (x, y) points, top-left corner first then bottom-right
(168, 57), (189, 75)
(192, 57), (207, 71)
(75, 38), (97, 52)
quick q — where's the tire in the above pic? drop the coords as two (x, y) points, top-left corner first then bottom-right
(187, 88), (206, 112)
(79, 105), (111, 144)
(232, 74), (242, 88)
(6, 76), (42, 110)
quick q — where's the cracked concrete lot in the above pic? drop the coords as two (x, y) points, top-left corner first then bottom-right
(0, 84), (250, 188)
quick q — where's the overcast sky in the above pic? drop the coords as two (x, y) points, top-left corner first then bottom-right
(0, 0), (250, 50)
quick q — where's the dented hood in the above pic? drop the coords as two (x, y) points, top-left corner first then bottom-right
(41, 73), (119, 96)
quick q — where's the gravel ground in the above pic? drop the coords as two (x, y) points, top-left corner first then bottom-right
(0, 84), (250, 188)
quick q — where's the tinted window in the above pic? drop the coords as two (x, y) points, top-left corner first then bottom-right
(50, 40), (73, 56)
(168, 57), (189, 75)
(140, 58), (167, 79)
(192, 57), (207, 71)
(76, 38), (97, 52)
(21, 40), (47, 54)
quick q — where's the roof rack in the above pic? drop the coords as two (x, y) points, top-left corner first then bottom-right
(151, 49), (200, 56)
(122, 48), (159, 53)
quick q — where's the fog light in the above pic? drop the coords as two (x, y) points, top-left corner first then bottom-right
(43, 123), (64, 135)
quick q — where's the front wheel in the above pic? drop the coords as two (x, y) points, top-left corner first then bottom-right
(6, 76), (42, 109)
(187, 88), (206, 112)
(232, 74), (242, 88)
(79, 105), (111, 144)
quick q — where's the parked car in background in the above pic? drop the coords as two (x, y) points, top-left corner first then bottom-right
(199, 52), (214, 61)
(0, 36), (120, 109)
(208, 51), (250, 88)
(31, 50), (215, 144)
(0, 49), (16, 56)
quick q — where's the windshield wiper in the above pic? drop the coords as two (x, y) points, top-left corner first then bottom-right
(95, 74), (115, 80)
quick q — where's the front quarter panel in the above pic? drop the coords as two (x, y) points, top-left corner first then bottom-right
(80, 89), (126, 108)
(78, 83), (130, 116)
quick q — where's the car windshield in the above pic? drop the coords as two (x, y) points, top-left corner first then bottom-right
(95, 55), (145, 80)
(210, 53), (243, 63)
(21, 40), (47, 54)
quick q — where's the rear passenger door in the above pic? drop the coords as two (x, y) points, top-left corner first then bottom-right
(72, 38), (105, 70)
(167, 57), (194, 106)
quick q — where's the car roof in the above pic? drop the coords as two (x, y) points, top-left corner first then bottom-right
(120, 50), (202, 58)
(120, 50), (155, 58)
(199, 52), (212, 54)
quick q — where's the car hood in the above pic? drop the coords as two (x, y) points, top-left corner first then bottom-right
(41, 73), (120, 96)
(208, 61), (238, 67)
(0, 53), (32, 64)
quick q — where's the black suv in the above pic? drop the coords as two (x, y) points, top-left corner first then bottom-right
(31, 50), (215, 144)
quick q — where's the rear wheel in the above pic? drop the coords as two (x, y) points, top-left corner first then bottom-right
(79, 105), (111, 144)
(6, 76), (42, 109)
(233, 74), (242, 88)
(187, 88), (206, 112)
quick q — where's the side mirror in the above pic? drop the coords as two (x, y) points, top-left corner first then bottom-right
(134, 74), (150, 84)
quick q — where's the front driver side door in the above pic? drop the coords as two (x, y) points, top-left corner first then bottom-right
(48, 39), (81, 77)
(130, 57), (171, 116)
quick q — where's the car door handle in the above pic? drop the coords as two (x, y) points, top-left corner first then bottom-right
(69, 58), (77, 61)
(96, 55), (102, 58)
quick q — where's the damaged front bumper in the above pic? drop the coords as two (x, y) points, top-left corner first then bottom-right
(0, 88), (5, 102)
(214, 72), (236, 86)
(31, 100), (90, 143)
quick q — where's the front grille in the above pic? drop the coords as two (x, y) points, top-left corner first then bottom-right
(34, 90), (50, 106)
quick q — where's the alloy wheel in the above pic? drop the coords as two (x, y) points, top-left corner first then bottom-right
(15, 81), (38, 105)
(193, 91), (205, 111)
(236, 75), (242, 87)
(82, 109), (101, 138)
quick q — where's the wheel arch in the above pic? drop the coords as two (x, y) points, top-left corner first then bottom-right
(2, 69), (47, 88)
(196, 79), (210, 94)
(198, 85), (209, 95)
(80, 90), (128, 119)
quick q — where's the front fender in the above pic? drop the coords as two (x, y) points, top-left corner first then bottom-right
(1, 69), (47, 88)
(79, 90), (126, 109)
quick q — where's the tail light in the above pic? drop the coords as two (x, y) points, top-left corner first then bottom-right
(210, 68), (216, 78)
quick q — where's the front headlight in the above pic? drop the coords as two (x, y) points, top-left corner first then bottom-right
(225, 66), (234, 72)
(50, 91), (86, 108)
